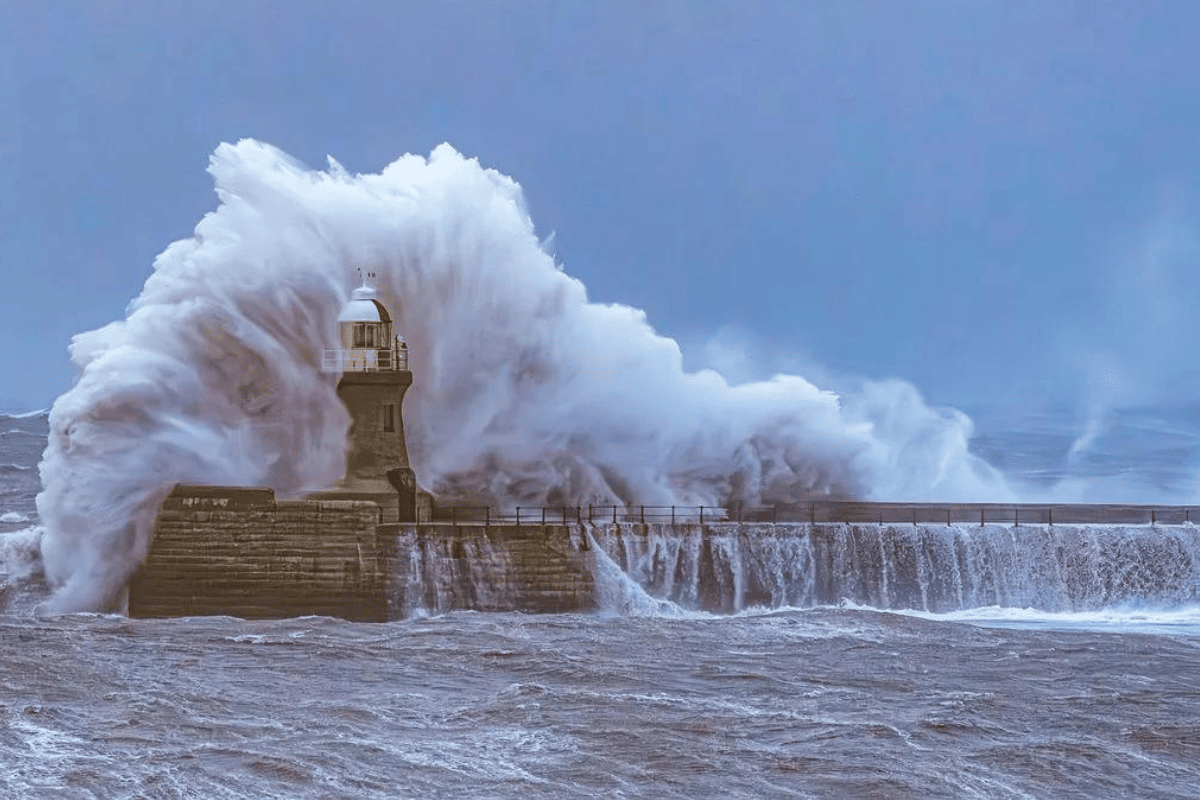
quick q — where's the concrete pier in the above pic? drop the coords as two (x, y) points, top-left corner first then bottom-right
(129, 487), (596, 621)
(129, 488), (1200, 621)
(384, 523), (595, 617)
(128, 486), (391, 621)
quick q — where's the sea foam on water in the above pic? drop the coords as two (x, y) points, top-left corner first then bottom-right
(33, 139), (1008, 612)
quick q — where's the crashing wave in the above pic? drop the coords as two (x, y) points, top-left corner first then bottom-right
(35, 139), (1008, 612)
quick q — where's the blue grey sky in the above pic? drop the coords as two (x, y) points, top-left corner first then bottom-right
(3, 1), (1199, 423)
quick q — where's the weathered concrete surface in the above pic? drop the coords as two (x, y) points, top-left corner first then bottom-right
(128, 485), (389, 621)
(386, 524), (596, 616)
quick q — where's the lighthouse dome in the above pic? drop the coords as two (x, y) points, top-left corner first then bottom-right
(338, 284), (392, 323)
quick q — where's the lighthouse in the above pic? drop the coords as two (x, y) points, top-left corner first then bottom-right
(320, 274), (422, 522)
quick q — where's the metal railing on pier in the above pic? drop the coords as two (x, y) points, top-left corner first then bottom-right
(790, 501), (1200, 526)
(422, 501), (1200, 527)
(428, 504), (777, 526)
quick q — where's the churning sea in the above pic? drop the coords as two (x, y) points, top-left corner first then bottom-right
(3, 409), (1200, 799)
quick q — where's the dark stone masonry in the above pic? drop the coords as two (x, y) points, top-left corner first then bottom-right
(128, 486), (390, 621)
(128, 486), (597, 621)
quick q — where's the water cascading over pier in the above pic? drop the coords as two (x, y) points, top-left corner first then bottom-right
(388, 522), (1200, 617)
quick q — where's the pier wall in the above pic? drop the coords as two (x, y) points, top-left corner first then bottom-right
(129, 487), (596, 620)
(385, 524), (595, 617)
(130, 490), (1200, 620)
(128, 486), (390, 621)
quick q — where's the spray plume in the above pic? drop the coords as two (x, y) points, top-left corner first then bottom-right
(35, 139), (1008, 612)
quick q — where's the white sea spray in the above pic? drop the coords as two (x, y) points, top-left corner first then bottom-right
(35, 139), (1008, 612)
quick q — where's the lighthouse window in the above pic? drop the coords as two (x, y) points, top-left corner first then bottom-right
(352, 323), (377, 348)
(382, 404), (395, 432)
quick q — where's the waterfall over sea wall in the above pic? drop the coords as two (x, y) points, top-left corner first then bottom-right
(386, 524), (596, 618)
(593, 523), (1200, 613)
(388, 523), (1200, 617)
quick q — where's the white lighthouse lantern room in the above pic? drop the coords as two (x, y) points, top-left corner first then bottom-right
(324, 274), (408, 373)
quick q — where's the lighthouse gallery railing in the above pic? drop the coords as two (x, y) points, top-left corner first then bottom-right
(322, 340), (408, 372)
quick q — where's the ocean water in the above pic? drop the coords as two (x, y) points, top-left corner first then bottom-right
(5, 410), (1200, 798)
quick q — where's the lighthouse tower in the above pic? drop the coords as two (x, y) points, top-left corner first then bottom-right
(321, 275), (420, 522)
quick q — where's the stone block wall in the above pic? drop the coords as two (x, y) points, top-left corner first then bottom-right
(128, 485), (389, 621)
(386, 524), (596, 616)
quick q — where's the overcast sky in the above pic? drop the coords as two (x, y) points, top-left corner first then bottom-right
(3, 1), (1199, 424)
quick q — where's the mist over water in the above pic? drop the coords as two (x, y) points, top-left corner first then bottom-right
(33, 139), (1009, 612)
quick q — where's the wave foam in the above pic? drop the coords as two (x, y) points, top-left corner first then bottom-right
(1, 409), (49, 420)
(35, 139), (1008, 612)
